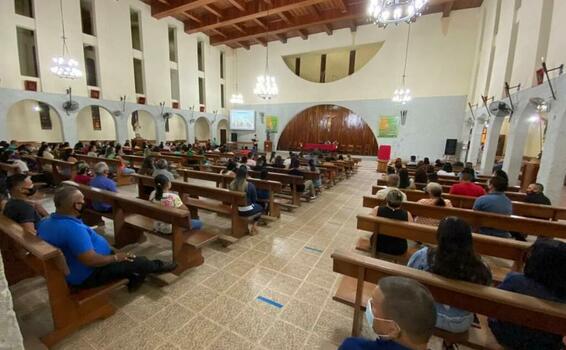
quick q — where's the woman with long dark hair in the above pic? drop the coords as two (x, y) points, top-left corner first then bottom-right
(414, 166), (428, 184)
(149, 174), (203, 234)
(228, 165), (264, 235)
(398, 168), (414, 189)
(408, 217), (491, 334)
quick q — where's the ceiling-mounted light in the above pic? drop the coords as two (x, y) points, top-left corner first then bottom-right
(392, 24), (412, 105)
(50, 0), (82, 79)
(254, 7), (278, 100)
(230, 50), (244, 104)
(368, 0), (427, 27)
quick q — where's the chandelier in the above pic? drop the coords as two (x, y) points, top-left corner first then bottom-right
(230, 50), (244, 104)
(50, 0), (82, 79)
(254, 8), (278, 100)
(368, 0), (427, 27)
(230, 93), (244, 104)
(392, 24), (412, 104)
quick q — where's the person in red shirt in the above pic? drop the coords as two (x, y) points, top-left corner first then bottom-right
(449, 169), (486, 198)
(73, 162), (93, 186)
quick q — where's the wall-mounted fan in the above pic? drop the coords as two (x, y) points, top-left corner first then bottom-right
(63, 87), (79, 115)
(488, 101), (513, 118)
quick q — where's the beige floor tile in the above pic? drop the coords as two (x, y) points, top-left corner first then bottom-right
(201, 295), (246, 325)
(312, 310), (352, 345)
(120, 291), (172, 322)
(268, 273), (302, 296)
(293, 251), (321, 267)
(177, 284), (219, 312)
(260, 320), (308, 350)
(239, 249), (269, 264)
(281, 261), (313, 280)
(144, 303), (195, 337)
(226, 279), (264, 303)
(224, 259), (256, 276)
(168, 315), (222, 349)
(279, 298), (323, 331)
(295, 282), (331, 306)
(205, 252), (236, 269)
(260, 254), (290, 271)
(253, 289), (290, 314)
(229, 306), (276, 342)
(303, 333), (340, 350)
(80, 311), (137, 348)
(208, 330), (256, 350)
(103, 323), (165, 350)
(202, 270), (240, 292)
(305, 269), (338, 290)
(242, 267), (277, 285)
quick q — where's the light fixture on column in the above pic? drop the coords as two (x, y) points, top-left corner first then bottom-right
(392, 24), (412, 105)
(254, 8), (278, 100)
(230, 49), (244, 104)
(50, 0), (82, 79)
(368, 0), (427, 27)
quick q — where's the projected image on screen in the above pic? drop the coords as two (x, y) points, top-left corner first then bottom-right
(230, 110), (256, 131)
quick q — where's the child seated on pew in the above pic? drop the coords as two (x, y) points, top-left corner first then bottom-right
(149, 175), (203, 234)
(308, 159), (322, 192)
(229, 166), (264, 235)
(407, 217), (492, 337)
(256, 169), (270, 213)
(489, 239), (566, 350)
(340, 276), (436, 350)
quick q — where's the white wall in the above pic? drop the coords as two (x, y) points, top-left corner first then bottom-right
(6, 100), (63, 142)
(76, 106), (117, 141)
(128, 110), (156, 140)
(195, 117), (211, 141)
(165, 114), (187, 141)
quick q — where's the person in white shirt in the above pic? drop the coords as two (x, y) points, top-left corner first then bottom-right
(437, 163), (456, 176)
(376, 174), (407, 202)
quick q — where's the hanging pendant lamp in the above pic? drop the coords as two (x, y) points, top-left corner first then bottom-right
(50, 0), (82, 79)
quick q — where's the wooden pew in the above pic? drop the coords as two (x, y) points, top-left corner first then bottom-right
(0, 214), (128, 348)
(362, 196), (566, 239)
(376, 179), (527, 202)
(371, 186), (566, 220)
(64, 181), (216, 275)
(355, 215), (530, 282)
(162, 152), (206, 169)
(332, 249), (566, 349)
(177, 169), (283, 218)
(131, 174), (253, 238)
(0, 161), (22, 175)
(74, 154), (132, 186)
(407, 170), (491, 182)
(35, 157), (79, 184)
(205, 165), (305, 207)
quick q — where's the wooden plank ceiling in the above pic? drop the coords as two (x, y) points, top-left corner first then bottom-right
(144, 0), (483, 49)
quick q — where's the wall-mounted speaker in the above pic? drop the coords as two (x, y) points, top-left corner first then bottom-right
(444, 139), (457, 155)
(231, 133), (238, 142)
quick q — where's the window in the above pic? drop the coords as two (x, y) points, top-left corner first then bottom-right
(198, 77), (205, 105)
(168, 27), (177, 62)
(130, 9), (142, 51)
(38, 102), (52, 130)
(80, 0), (95, 35)
(295, 57), (301, 76)
(15, 0), (33, 18)
(170, 69), (180, 100)
(319, 54), (327, 83)
(16, 27), (39, 77)
(348, 50), (356, 75)
(91, 106), (101, 130)
(197, 41), (204, 72)
(83, 45), (98, 86)
(133, 58), (145, 94)
(165, 117), (170, 132)
(220, 52), (225, 79)
(220, 84), (225, 108)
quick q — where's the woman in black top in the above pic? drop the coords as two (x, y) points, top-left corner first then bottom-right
(370, 189), (413, 256)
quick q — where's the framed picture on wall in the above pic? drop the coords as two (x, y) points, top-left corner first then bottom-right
(378, 116), (399, 138)
(91, 106), (102, 130)
(265, 116), (279, 133)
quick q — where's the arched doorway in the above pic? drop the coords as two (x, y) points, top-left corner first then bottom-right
(6, 99), (64, 142)
(217, 119), (228, 145)
(194, 117), (211, 142)
(76, 105), (117, 142)
(165, 114), (188, 142)
(128, 110), (156, 141)
(277, 104), (378, 155)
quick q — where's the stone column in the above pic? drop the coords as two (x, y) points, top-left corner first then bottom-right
(502, 101), (533, 186)
(467, 114), (488, 165)
(479, 115), (505, 175)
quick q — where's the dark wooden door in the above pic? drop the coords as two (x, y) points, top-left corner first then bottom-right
(220, 129), (227, 145)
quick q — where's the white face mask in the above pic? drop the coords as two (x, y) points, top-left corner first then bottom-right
(365, 298), (401, 340)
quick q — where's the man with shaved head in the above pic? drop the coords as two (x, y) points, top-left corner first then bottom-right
(339, 276), (436, 350)
(38, 185), (176, 291)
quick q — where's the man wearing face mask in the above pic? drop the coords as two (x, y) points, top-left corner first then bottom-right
(525, 183), (551, 206)
(339, 276), (436, 350)
(2, 174), (48, 234)
(38, 185), (177, 292)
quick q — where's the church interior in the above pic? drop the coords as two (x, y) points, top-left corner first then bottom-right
(1, 0), (566, 349)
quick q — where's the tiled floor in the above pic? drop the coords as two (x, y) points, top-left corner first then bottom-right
(11, 160), (560, 350)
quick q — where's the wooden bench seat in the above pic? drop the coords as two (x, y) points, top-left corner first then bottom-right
(0, 161), (22, 175)
(0, 214), (128, 348)
(332, 249), (566, 349)
(63, 181), (214, 275)
(362, 196), (566, 239)
(35, 157), (79, 184)
(131, 174), (252, 238)
(75, 154), (132, 186)
(178, 168), (283, 218)
(371, 185), (566, 220)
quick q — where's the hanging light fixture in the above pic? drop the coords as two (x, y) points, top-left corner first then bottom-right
(230, 50), (244, 104)
(368, 0), (427, 27)
(254, 8), (278, 100)
(392, 24), (412, 105)
(50, 0), (82, 79)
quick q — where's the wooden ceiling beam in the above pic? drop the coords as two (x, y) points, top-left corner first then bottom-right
(186, 0), (329, 34)
(239, 41), (250, 50)
(349, 20), (357, 32)
(253, 18), (268, 30)
(203, 4), (223, 18)
(210, 28), (228, 38)
(152, 0), (218, 19)
(256, 37), (268, 47)
(298, 29), (309, 40)
(232, 23), (247, 34)
(276, 33), (287, 43)
(324, 23), (333, 35)
(226, 0), (245, 11)
(336, 0), (347, 13)
(278, 11), (292, 24)
(180, 11), (203, 23)
(442, 0), (455, 17)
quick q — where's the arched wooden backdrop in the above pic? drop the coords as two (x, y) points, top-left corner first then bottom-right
(277, 105), (378, 155)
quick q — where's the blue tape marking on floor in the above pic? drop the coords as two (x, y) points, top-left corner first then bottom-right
(256, 296), (284, 309)
(304, 246), (324, 254)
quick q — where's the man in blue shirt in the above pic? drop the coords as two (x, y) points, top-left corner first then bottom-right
(38, 186), (176, 291)
(339, 277), (436, 350)
(89, 162), (117, 212)
(472, 176), (513, 238)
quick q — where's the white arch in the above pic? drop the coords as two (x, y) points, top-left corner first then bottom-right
(165, 113), (188, 141)
(5, 99), (64, 142)
(128, 109), (157, 141)
(76, 105), (118, 142)
(194, 116), (211, 141)
(216, 118), (229, 143)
